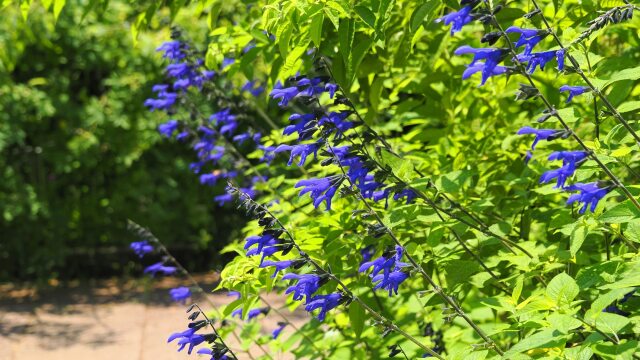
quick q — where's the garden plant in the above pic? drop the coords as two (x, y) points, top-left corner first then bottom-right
(4, 0), (640, 358)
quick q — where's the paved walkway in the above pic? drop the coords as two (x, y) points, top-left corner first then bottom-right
(0, 275), (306, 360)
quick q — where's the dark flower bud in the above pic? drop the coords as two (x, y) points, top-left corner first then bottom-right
(523, 8), (541, 19)
(481, 31), (502, 45)
(188, 311), (200, 321)
(515, 83), (540, 101)
(388, 345), (402, 357)
(492, 4), (503, 14)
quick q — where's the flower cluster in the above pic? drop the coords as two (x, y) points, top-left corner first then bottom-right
(148, 39), (270, 207)
(167, 307), (232, 360)
(267, 75), (417, 210)
(438, 3), (613, 213)
(231, 187), (349, 322)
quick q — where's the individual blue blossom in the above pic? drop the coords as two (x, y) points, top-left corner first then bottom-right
(372, 270), (410, 296)
(130, 241), (153, 258)
(270, 81), (301, 107)
(559, 85), (590, 103)
(231, 306), (270, 321)
(274, 142), (321, 166)
(156, 41), (186, 61)
(166, 62), (191, 78)
(318, 111), (356, 138)
(232, 132), (252, 144)
(297, 77), (326, 97)
(260, 259), (300, 278)
(454, 46), (508, 85)
(360, 245), (376, 264)
(258, 145), (277, 163)
(167, 327), (196, 344)
(244, 233), (279, 256)
(505, 26), (547, 55)
(539, 163), (577, 188)
(202, 70), (216, 80)
(549, 151), (589, 165)
(462, 63), (509, 84)
(516, 50), (557, 73)
(304, 293), (345, 321)
(435, 6), (474, 35)
(175, 334), (207, 354)
(221, 58), (235, 69)
(158, 120), (179, 138)
(242, 81), (265, 96)
(144, 262), (178, 276)
(272, 322), (287, 339)
(282, 273), (324, 303)
(227, 290), (241, 299)
(177, 131), (190, 141)
(394, 189), (418, 204)
(516, 126), (566, 150)
(325, 83), (338, 98)
(295, 176), (342, 211)
(144, 87), (178, 111)
(566, 182), (613, 213)
(200, 172), (225, 186)
(284, 113), (319, 140)
(359, 245), (408, 286)
(197, 348), (230, 360)
(556, 48), (566, 71)
(169, 287), (191, 304)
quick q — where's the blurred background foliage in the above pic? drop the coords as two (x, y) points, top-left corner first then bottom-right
(0, 1), (240, 281)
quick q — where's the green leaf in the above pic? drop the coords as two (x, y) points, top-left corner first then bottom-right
(599, 200), (639, 223)
(546, 272), (579, 307)
(309, 13), (324, 47)
(592, 339), (638, 359)
(593, 66), (640, 89)
(53, 0), (65, 21)
(593, 312), (630, 334)
(503, 329), (569, 357)
(570, 223), (589, 257)
(547, 313), (582, 333)
(410, 1), (438, 33)
(354, 5), (376, 28)
(617, 100), (640, 113)
(348, 302), (365, 338)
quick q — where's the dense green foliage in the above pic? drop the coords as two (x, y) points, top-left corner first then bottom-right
(4, 0), (640, 359)
(0, 3), (240, 280)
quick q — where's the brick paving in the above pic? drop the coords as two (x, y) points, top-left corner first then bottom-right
(0, 276), (305, 360)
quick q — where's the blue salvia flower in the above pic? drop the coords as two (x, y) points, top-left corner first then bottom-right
(360, 245), (376, 264)
(144, 262), (178, 276)
(270, 81), (301, 107)
(325, 83), (338, 98)
(274, 142), (322, 166)
(282, 273), (324, 303)
(144, 86), (178, 111)
(559, 85), (590, 102)
(231, 306), (270, 321)
(158, 120), (179, 138)
(295, 176), (342, 210)
(221, 58), (235, 69)
(130, 241), (153, 258)
(260, 259), (301, 278)
(156, 41), (187, 61)
(166, 62), (191, 78)
(462, 63), (509, 83)
(372, 270), (410, 296)
(454, 46), (508, 85)
(227, 290), (241, 299)
(232, 132), (252, 144)
(197, 348), (230, 360)
(175, 334), (207, 354)
(169, 287), (191, 304)
(284, 113), (319, 140)
(516, 50), (558, 73)
(304, 293), (346, 321)
(436, 5), (475, 35)
(541, 151), (589, 188)
(359, 246), (408, 285)
(505, 26), (548, 55)
(556, 49), (566, 71)
(272, 322), (288, 339)
(516, 126), (566, 150)
(242, 81), (265, 96)
(167, 327), (196, 347)
(566, 182), (613, 213)
(539, 163), (577, 188)
(393, 189), (419, 204)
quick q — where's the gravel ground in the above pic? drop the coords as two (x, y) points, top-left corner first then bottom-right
(0, 275), (306, 360)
